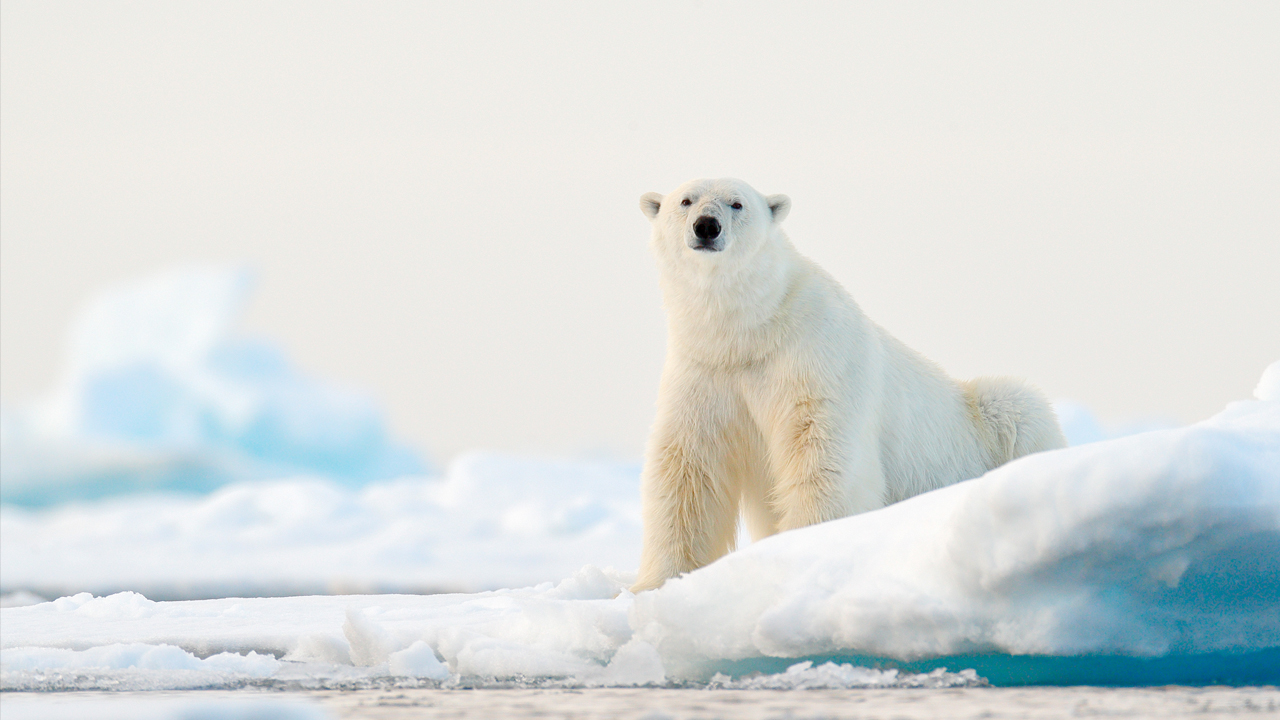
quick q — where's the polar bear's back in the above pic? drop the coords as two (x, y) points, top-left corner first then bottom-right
(872, 330), (1065, 504)
(873, 332), (991, 502)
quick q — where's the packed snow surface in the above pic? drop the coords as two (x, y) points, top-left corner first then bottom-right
(0, 267), (424, 506)
(4, 391), (1277, 688)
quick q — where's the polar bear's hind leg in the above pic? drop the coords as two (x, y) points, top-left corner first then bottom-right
(963, 376), (1068, 465)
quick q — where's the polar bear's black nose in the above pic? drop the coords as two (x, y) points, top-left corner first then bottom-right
(694, 216), (721, 241)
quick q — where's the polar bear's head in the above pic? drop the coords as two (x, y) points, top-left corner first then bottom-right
(640, 178), (790, 262)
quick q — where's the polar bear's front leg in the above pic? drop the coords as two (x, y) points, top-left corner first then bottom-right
(769, 399), (885, 531)
(631, 384), (742, 593)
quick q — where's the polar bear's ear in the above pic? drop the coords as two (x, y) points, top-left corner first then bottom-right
(767, 194), (791, 223)
(640, 192), (663, 220)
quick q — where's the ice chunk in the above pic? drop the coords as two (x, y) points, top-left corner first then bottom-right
(388, 640), (450, 679)
(343, 606), (397, 667)
(1256, 361), (1280, 401)
(1, 266), (425, 506)
(596, 639), (665, 686)
(706, 661), (984, 689)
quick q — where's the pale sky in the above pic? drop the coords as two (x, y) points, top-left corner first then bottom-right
(2, 1), (1277, 463)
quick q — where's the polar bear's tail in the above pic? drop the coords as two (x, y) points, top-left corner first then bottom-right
(962, 376), (1068, 466)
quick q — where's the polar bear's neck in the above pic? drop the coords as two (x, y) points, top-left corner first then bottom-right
(659, 235), (805, 364)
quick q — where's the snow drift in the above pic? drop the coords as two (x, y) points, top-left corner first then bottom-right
(4, 372), (1277, 688)
(0, 452), (643, 598)
(0, 267), (424, 506)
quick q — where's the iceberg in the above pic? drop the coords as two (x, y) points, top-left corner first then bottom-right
(0, 267), (425, 506)
(1052, 400), (1178, 446)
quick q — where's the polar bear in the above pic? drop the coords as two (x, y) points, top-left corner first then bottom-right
(631, 178), (1066, 592)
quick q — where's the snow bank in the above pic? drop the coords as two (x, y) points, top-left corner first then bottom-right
(632, 397), (1279, 679)
(0, 267), (424, 507)
(4, 376), (1277, 688)
(0, 452), (642, 598)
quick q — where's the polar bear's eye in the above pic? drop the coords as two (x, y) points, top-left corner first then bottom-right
(681, 198), (692, 207)
(731, 202), (743, 210)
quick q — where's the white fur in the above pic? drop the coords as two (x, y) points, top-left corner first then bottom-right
(632, 178), (1066, 592)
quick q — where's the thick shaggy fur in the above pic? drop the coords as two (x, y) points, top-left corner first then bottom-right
(632, 178), (1066, 592)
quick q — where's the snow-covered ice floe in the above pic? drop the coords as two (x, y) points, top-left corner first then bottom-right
(3, 371), (1277, 689)
(0, 452), (643, 598)
(630, 377), (1279, 686)
(0, 569), (982, 692)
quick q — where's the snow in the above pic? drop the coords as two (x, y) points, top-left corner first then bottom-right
(705, 661), (983, 690)
(1, 643), (280, 676)
(3, 383), (1277, 689)
(0, 568), (982, 691)
(388, 640), (450, 679)
(0, 392), (1181, 602)
(0, 452), (643, 598)
(2, 268), (1276, 689)
(0, 695), (328, 720)
(630, 398), (1280, 679)
(0, 267), (424, 507)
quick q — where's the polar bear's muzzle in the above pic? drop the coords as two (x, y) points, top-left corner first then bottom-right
(691, 216), (723, 252)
